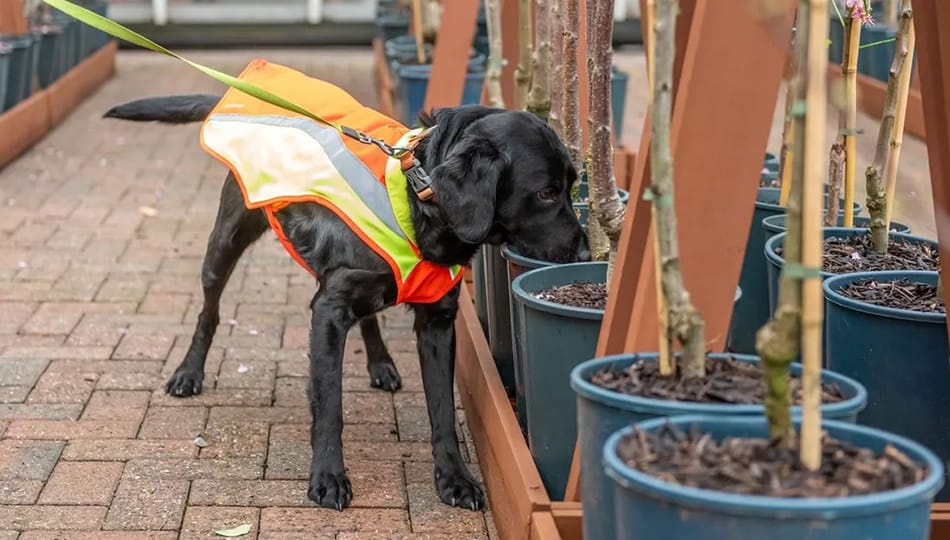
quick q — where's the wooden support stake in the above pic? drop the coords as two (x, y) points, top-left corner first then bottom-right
(422, 0), (480, 113)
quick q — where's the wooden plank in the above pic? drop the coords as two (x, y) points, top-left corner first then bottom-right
(422, 0), (479, 112)
(0, 0), (27, 34)
(550, 502), (583, 540)
(455, 286), (551, 540)
(933, 504), (950, 540)
(0, 90), (51, 170)
(624, 1), (796, 352)
(372, 37), (397, 119)
(46, 41), (117, 126)
(530, 512), (562, 540)
(912, 0), (950, 338)
(828, 65), (926, 140)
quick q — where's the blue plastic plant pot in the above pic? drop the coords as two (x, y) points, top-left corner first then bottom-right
(610, 66), (628, 138)
(763, 151), (780, 173)
(470, 246), (489, 338)
(760, 169), (778, 186)
(824, 270), (950, 502)
(501, 243), (560, 433)
(396, 67), (485, 126)
(726, 188), (863, 355)
(603, 415), (945, 540)
(828, 13), (844, 64)
(35, 25), (65, 88)
(511, 262), (606, 500)
(0, 34), (35, 111)
(761, 213), (911, 244)
(0, 46), (9, 112)
(376, 14), (410, 42)
(573, 187), (630, 225)
(91, 1), (110, 50)
(571, 353), (868, 540)
(482, 244), (517, 397)
(766, 227), (938, 316)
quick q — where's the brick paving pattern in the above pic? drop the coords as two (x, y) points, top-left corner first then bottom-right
(0, 49), (496, 539)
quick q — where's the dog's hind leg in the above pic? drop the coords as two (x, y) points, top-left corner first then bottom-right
(359, 316), (402, 392)
(166, 175), (268, 397)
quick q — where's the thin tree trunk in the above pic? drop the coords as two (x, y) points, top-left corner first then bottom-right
(826, 143), (844, 226)
(650, 0), (706, 379)
(885, 21), (915, 228)
(515, 0), (533, 110)
(867, 1), (913, 253)
(548, 0), (565, 136)
(485, 0), (505, 108)
(586, 0), (624, 268)
(526, 0), (552, 120)
(561, 0), (581, 167)
(756, 0), (810, 450)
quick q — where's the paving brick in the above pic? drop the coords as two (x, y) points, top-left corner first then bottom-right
(257, 534), (334, 540)
(95, 372), (164, 391)
(26, 371), (97, 403)
(39, 461), (124, 505)
(397, 406), (432, 442)
(0, 506), (106, 530)
(406, 483), (487, 535)
(0, 347), (113, 361)
(64, 318), (128, 347)
(46, 359), (163, 374)
(0, 479), (44, 504)
(0, 531), (17, 540)
(0, 403), (84, 420)
(188, 479), (310, 507)
(0, 440), (64, 480)
(0, 301), (36, 334)
(4, 420), (140, 440)
(81, 390), (151, 422)
(62, 440), (198, 461)
(103, 477), (188, 531)
(112, 335), (174, 361)
(139, 406), (208, 439)
(259, 507), (410, 534)
(148, 388), (272, 408)
(197, 420), (268, 461)
(0, 358), (48, 386)
(179, 506), (259, 540)
(137, 293), (190, 318)
(208, 406), (310, 425)
(0, 385), (30, 402)
(123, 458), (262, 481)
(18, 533), (177, 540)
(96, 274), (149, 303)
(214, 359), (276, 390)
(338, 534), (483, 540)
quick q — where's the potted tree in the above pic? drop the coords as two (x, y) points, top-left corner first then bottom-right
(571, 2), (872, 538)
(600, 2), (943, 536)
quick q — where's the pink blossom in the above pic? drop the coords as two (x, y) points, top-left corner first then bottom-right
(845, 0), (875, 26)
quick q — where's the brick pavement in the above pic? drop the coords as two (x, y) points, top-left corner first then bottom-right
(0, 49), (496, 539)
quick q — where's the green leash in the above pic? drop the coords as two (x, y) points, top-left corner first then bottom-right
(41, 0), (405, 155)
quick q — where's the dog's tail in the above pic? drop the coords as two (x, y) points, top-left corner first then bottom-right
(103, 94), (221, 124)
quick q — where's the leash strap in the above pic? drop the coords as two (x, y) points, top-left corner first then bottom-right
(42, 0), (438, 200)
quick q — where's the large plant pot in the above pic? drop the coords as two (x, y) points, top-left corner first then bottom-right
(761, 213), (911, 245)
(824, 270), (950, 502)
(573, 183), (630, 225)
(395, 65), (485, 126)
(482, 244), (517, 397)
(35, 25), (66, 88)
(765, 227), (938, 316)
(727, 188), (863, 354)
(510, 262), (606, 500)
(604, 415), (945, 540)
(828, 13), (844, 64)
(611, 66), (629, 138)
(763, 152), (779, 173)
(0, 46), (9, 112)
(501, 244), (559, 433)
(0, 34), (36, 111)
(376, 13), (410, 42)
(470, 246), (489, 337)
(571, 353), (868, 540)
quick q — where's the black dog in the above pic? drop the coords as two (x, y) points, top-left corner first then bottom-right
(104, 95), (590, 511)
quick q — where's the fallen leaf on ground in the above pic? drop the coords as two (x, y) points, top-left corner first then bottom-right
(213, 523), (252, 537)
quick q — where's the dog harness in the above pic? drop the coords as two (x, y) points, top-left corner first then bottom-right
(198, 59), (464, 305)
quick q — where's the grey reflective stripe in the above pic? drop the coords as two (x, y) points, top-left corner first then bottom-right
(208, 112), (407, 241)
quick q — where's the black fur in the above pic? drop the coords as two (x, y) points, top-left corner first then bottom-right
(104, 95), (589, 512)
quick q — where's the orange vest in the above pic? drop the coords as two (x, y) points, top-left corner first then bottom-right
(198, 59), (464, 305)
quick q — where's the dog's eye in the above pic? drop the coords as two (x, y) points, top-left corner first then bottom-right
(538, 188), (557, 201)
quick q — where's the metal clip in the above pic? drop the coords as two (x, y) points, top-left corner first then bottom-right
(404, 157), (434, 196)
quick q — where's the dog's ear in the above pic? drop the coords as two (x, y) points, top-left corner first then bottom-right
(429, 134), (508, 244)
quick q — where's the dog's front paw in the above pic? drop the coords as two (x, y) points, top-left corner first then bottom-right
(434, 465), (485, 511)
(368, 359), (402, 392)
(165, 368), (204, 397)
(308, 468), (353, 511)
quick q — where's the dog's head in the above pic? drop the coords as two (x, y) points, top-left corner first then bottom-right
(419, 106), (590, 264)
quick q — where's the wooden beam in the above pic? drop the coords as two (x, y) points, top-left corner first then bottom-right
(911, 0), (950, 341)
(423, 0), (480, 112)
(0, 0), (27, 34)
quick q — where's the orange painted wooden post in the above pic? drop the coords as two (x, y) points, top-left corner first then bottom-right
(911, 0), (950, 339)
(423, 0), (481, 112)
(0, 0), (27, 34)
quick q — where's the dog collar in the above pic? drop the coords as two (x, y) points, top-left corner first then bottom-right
(398, 126), (437, 202)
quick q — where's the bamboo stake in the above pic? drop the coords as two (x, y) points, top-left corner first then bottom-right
(643, 0), (672, 377)
(884, 13), (915, 229)
(525, 0), (552, 120)
(884, 0), (897, 26)
(651, 0), (705, 379)
(778, 21), (798, 207)
(756, 0), (809, 449)
(800, 0), (829, 472)
(485, 0), (505, 108)
(515, 0), (533, 110)
(866, 1), (913, 253)
(411, 0), (426, 64)
(841, 6), (861, 228)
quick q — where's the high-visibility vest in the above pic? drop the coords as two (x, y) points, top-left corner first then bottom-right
(199, 59), (464, 305)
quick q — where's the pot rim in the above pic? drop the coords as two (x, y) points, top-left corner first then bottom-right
(603, 414), (945, 518)
(823, 270), (946, 324)
(755, 187), (864, 214)
(761, 213), (911, 235)
(499, 243), (557, 269)
(510, 261), (607, 320)
(569, 352), (867, 418)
